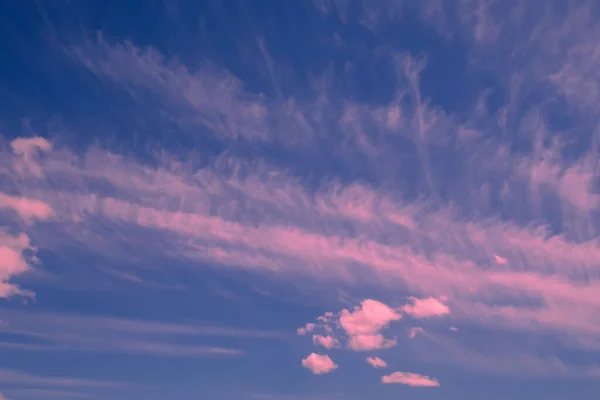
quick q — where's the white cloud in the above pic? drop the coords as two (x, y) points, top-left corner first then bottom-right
(301, 353), (338, 375)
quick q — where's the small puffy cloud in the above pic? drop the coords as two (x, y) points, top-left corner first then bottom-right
(0, 193), (54, 223)
(297, 323), (316, 335)
(301, 353), (338, 375)
(340, 299), (401, 350)
(449, 326), (459, 332)
(381, 371), (440, 387)
(312, 334), (340, 349)
(408, 326), (424, 339)
(401, 297), (450, 319)
(366, 357), (387, 368)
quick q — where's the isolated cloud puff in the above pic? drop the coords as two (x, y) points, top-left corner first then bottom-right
(312, 335), (340, 349)
(366, 357), (387, 368)
(401, 297), (450, 318)
(381, 371), (440, 387)
(340, 299), (402, 350)
(301, 353), (338, 374)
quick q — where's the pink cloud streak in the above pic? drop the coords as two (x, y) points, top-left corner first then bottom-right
(381, 371), (440, 387)
(366, 357), (387, 368)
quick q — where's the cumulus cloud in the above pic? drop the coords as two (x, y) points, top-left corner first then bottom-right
(339, 299), (402, 351)
(312, 335), (341, 349)
(366, 357), (387, 368)
(381, 371), (440, 387)
(301, 353), (338, 374)
(401, 297), (450, 319)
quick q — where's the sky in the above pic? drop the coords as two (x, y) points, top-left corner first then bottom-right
(0, 0), (600, 399)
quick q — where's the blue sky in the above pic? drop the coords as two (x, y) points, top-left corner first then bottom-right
(1, 0), (600, 399)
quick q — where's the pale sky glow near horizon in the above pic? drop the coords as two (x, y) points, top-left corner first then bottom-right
(1, 1), (600, 399)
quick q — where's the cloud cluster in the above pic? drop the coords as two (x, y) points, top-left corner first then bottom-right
(298, 297), (449, 383)
(298, 297), (449, 351)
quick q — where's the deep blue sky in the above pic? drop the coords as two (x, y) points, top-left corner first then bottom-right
(1, 1), (600, 399)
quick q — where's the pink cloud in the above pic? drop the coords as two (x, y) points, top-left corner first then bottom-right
(3, 130), (600, 372)
(408, 327), (424, 339)
(340, 299), (402, 335)
(301, 353), (338, 375)
(381, 371), (440, 387)
(339, 299), (402, 351)
(348, 333), (396, 351)
(366, 357), (387, 368)
(402, 297), (450, 319)
(494, 255), (508, 265)
(312, 335), (340, 349)
(0, 193), (54, 223)
(317, 311), (334, 323)
(0, 232), (36, 298)
(297, 323), (316, 336)
(10, 137), (52, 178)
